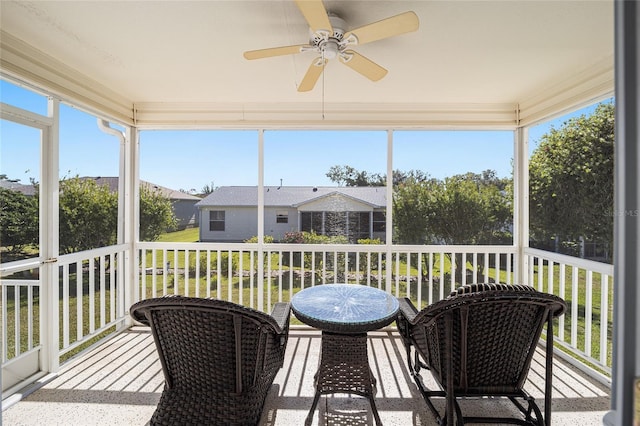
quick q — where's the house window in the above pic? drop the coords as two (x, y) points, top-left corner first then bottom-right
(209, 210), (225, 231)
(373, 211), (386, 232)
(276, 210), (288, 224)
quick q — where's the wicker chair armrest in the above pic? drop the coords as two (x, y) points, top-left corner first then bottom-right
(398, 297), (419, 324)
(130, 309), (149, 325)
(270, 302), (291, 333)
(130, 294), (183, 325)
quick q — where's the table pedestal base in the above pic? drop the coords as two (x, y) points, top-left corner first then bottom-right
(306, 331), (382, 426)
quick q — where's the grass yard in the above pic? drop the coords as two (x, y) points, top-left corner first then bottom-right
(157, 227), (199, 242)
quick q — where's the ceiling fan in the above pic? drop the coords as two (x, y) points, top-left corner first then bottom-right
(243, 0), (419, 92)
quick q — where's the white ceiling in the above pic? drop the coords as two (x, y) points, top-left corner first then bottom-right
(0, 0), (614, 127)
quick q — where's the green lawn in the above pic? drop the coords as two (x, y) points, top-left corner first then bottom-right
(157, 227), (199, 242)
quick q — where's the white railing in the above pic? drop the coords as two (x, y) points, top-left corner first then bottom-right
(1, 278), (40, 364)
(55, 244), (130, 359)
(136, 242), (517, 312)
(1, 242), (613, 391)
(525, 247), (613, 380)
(136, 242), (613, 382)
(1, 245), (130, 366)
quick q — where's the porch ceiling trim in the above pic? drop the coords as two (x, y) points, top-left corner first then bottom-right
(0, 31), (133, 125)
(132, 101), (519, 130)
(518, 56), (615, 127)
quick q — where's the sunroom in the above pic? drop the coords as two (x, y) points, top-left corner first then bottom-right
(1, 1), (638, 425)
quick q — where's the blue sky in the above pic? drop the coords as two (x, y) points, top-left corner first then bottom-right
(1, 80), (606, 193)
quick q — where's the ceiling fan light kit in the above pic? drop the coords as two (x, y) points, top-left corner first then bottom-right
(243, 0), (419, 92)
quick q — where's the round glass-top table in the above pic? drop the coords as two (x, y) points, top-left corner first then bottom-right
(291, 284), (399, 426)
(291, 283), (399, 333)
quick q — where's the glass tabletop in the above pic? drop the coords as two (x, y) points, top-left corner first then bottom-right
(290, 284), (399, 333)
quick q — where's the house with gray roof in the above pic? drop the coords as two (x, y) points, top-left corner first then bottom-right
(1, 177), (201, 230)
(196, 186), (387, 243)
(84, 177), (201, 230)
(0, 179), (37, 196)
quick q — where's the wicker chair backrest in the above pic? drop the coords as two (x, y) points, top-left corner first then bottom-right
(131, 296), (285, 394)
(414, 285), (566, 394)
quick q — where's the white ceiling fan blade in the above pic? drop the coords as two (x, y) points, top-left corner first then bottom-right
(243, 44), (310, 60)
(339, 50), (388, 82)
(343, 11), (419, 46)
(298, 57), (327, 92)
(294, 0), (333, 33)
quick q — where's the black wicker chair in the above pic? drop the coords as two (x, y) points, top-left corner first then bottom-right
(396, 283), (567, 426)
(130, 296), (291, 426)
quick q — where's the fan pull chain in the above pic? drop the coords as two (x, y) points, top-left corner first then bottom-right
(321, 51), (325, 120)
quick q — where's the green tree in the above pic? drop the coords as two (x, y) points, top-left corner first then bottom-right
(391, 169), (431, 186)
(426, 172), (512, 281)
(326, 165), (511, 246)
(0, 187), (39, 254)
(59, 177), (118, 254)
(326, 165), (385, 186)
(392, 177), (437, 244)
(392, 171), (511, 246)
(139, 184), (177, 241)
(58, 177), (177, 252)
(392, 171), (511, 281)
(326, 165), (430, 187)
(529, 103), (614, 256)
(199, 181), (217, 196)
(428, 172), (512, 245)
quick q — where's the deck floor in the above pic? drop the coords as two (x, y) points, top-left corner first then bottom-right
(2, 327), (610, 425)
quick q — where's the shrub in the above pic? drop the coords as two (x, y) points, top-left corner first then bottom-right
(194, 251), (239, 277)
(357, 238), (383, 271)
(280, 231), (304, 244)
(244, 235), (275, 243)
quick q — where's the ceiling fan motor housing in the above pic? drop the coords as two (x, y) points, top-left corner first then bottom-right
(310, 14), (346, 44)
(310, 14), (347, 60)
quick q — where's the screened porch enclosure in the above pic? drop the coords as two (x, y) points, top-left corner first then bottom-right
(299, 211), (384, 242)
(0, 89), (615, 423)
(2, 0), (635, 424)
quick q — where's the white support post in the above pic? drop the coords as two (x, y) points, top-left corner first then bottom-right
(128, 127), (140, 312)
(114, 123), (126, 245)
(41, 97), (60, 373)
(385, 130), (393, 294)
(257, 130), (265, 311)
(513, 126), (529, 285)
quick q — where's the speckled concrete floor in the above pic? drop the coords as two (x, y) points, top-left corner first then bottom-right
(2, 327), (610, 425)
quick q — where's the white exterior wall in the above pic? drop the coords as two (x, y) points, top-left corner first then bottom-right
(264, 207), (299, 240)
(199, 207), (256, 242)
(199, 207), (299, 242)
(199, 195), (382, 242)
